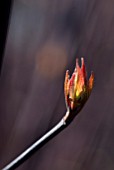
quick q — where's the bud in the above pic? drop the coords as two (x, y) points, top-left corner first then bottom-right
(64, 58), (94, 113)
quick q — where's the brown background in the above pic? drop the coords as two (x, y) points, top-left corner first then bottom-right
(0, 0), (114, 169)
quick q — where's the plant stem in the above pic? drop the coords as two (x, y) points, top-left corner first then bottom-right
(2, 118), (67, 170)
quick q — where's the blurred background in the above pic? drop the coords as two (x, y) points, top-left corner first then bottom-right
(0, 0), (114, 169)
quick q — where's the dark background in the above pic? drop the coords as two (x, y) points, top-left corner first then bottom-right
(0, 0), (12, 70)
(0, 0), (114, 169)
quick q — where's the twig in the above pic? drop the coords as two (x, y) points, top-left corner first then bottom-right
(2, 57), (94, 170)
(2, 110), (70, 170)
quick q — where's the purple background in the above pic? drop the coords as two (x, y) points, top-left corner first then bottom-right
(0, 0), (114, 169)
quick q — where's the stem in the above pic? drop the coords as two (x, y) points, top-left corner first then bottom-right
(2, 118), (66, 170)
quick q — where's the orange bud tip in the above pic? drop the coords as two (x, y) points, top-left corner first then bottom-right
(64, 57), (94, 112)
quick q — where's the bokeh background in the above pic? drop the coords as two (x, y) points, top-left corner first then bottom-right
(0, 0), (114, 169)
